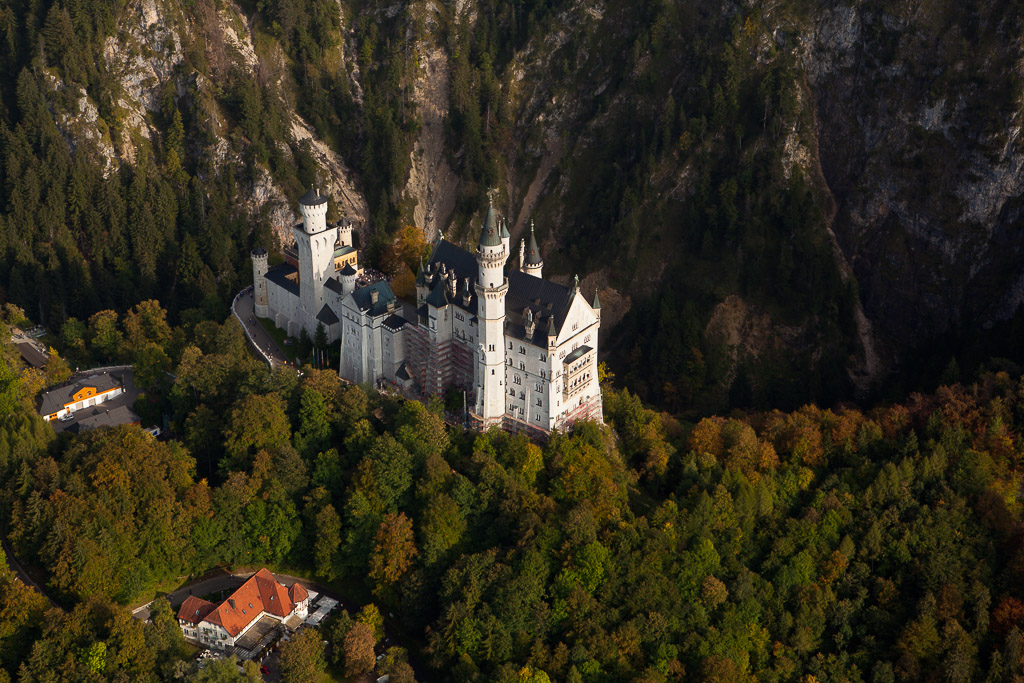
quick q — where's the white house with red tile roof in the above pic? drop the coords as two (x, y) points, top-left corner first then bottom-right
(176, 569), (310, 649)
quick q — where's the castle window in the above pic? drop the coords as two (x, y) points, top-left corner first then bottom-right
(541, 371), (546, 379)
(519, 392), (525, 400)
(510, 388), (515, 396)
(489, 344), (495, 352)
(519, 346), (525, 354)
(508, 341), (513, 349)
(536, 398), (542, 406)
(536, 383), (542, 392)
(520, 362), (526, 370)
(514, 375), (521, 385)
(540, 353), (547, 362)
(584, 334), (591, 344)
(573, 322), (579, 331)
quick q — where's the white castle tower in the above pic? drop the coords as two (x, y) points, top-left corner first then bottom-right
(338, 218), (355, 248)
(294, 187), (333, 332)
(474, 195), (509, 422)
(251, 247), (269, 318)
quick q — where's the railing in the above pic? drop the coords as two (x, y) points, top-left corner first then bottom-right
(232, 288), (273, 367)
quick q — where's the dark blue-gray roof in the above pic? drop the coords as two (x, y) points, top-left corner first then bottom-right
(479, 201), (502, 247)
(265, 264), (300, 297)
(299, 187), (328, 206)
(317, 304), (339, 325)
(425, 238), (574, 345)
(325, 277), (344, 294)
(524, 225), (543, 266)
(352, 280), (397, 316)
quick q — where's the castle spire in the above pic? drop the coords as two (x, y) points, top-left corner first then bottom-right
(521, 219), (544, 277)
(592, 288), (601, 309)
(478, 190), (502, 248)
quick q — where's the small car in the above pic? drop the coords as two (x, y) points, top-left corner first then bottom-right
(59, 413), (75, 422)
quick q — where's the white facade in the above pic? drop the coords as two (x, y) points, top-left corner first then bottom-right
(250, 194), (602, 436)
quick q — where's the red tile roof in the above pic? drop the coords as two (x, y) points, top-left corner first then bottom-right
(194, 569), (301, 637)
(289, 581), (309, 604)
(178, 595), (216, 624)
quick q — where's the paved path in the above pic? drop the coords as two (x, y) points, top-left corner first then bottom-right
(233, 289), (287, 368)
(1, 537), (59, 609)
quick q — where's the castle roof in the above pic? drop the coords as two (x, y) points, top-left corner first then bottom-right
(500, 218), (510, 240)
(505, 270), (574, 348)
(479, 199), (502, 248)
(299, 186), (328, 207)
(524, 222), (543, 266)
(325, 277), (345, 294)
(317, 304), (339, 326)
(340, 264), (357, 276)
(251, 247), (267, 257)
(383, 314), (408, 331)
(593, 289), (601, 309)
(424, 239), (575, 334)
(265, 264), (300, 297)
(352, 280), (397, 316)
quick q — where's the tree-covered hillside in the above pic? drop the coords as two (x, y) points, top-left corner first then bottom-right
(2, 0), (1023, 415)
(2, 306), (1024, 681)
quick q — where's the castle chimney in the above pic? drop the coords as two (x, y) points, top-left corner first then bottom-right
(462, 278), (471, 306)
(370, 290), (379, 305)
(524, 308), (536, 341)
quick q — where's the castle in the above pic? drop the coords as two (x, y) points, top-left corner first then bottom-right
(252, 190), (602, 435)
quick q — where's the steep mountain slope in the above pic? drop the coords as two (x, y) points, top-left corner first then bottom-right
(1, 0), (1022, 412)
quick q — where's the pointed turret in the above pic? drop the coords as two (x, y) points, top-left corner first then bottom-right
(415, 255), (426, 287)
(522, 219), (544, 278)
(500, 217), (510, 254)
(592, 288), (601, 322)
(479, 196), (502, 248)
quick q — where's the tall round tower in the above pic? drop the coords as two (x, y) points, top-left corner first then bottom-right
(294, 187), (333, 331)
(299, 186), (329, 234)
(251, 247), (269, 318)
(338, 217), (354, 248)
(474, 196), (509, 423)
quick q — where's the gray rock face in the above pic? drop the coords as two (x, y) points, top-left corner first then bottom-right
(797, 1), (1024, 369)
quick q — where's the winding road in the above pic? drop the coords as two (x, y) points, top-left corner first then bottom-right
(233, 288), (287, 368)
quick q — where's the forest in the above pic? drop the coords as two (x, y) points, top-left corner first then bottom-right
(1, 299), (1024, 681)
